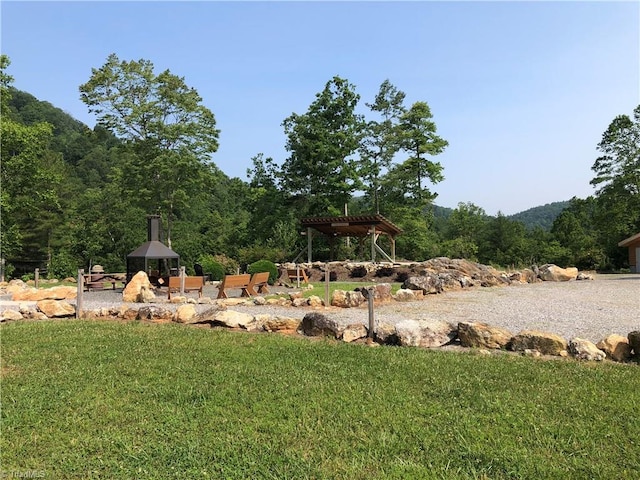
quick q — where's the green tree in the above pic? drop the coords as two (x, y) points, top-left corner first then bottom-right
(591, 105), (640, 197)
(479, 213), (527, 267)
(590, 105), (640, 268)
(0, 55), (64, 277)
(441, 202), (488, 260)
(280, 76), (364, 216)
(79, 54), (220, 245)
(393, 101), (448, 207)
(359, 80), (406, 213)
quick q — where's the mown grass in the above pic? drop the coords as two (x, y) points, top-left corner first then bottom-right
(1, 320), (638, 479)
(301, 281), (403, 299)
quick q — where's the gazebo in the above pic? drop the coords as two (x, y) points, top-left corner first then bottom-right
(126, 215), (180, 285)
(296, 214), (402, 263)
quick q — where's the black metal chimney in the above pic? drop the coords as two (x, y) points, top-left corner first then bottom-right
(147, 215), (161, 242)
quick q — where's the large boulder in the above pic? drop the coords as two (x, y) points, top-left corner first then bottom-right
(457, 322), (513, 349)
(331, 290), (365, 308)
(393, 289), (418, 302)
(402, 273), (443, 295)
(538, 264), (578, 282)
(568, 338), (606, 362)
(510, 330), (567, 356)
(212, 310), (257, 330)
(596, 334), (632, 362)
(375, 322), (399, 345)
(356, 284), (393, 303)
(342, 323), (368, 343)
(1, 309), (24, 322)
(261, 315), (300, 334)
(299, 312), (342, 338)
(12, 285), (77, 301)
(137, 306), (173, 322)
(173, 304), (198, 324)
(122, 272), (155, 303)
(36, 299), (75, 318)
(395, 319), (457, 348)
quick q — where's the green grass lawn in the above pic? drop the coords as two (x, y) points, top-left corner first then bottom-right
(301, 281), (403, 300)
(1, 320), (638, 479)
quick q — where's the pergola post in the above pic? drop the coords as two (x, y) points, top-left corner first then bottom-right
(391, 236), (396, 262)
(370, 225), (376, 262)
(307, 227), (313, 263)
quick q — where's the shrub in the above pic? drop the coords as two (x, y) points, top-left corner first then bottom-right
(238, 245), (282, 266)
(375, 266), (395, 277)
(395, 271), (410, 283)
(213, 254), (239, 275)
(49, 251), (78, 279)
(198, 254), (227, 281)
(349, 266), (367, 278)
(208, 262), (226, 281)
(247, 259), (278, 285)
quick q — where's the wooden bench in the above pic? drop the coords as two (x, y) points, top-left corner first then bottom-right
(167, 276), (204, 300)
(216, 274), (252, 299)
(287, 268), (309, 284)
(247, 271), (270, 296)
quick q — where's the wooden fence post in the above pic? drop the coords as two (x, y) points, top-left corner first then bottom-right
(76, 269), (84, 319)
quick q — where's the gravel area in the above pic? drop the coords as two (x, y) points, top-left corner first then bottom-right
(6, 274), (638, 343)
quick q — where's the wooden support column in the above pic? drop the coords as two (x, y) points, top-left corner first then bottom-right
(391, 236), (396, 262)
(370, 225), (376, 262)
(307, 227), (313, 263)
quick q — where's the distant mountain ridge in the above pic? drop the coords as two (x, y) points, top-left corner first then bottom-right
(432, 201), (570, 230)
(507, 201), (570, 230)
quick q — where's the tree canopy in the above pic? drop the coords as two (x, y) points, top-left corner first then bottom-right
(4, 52), (638, 278)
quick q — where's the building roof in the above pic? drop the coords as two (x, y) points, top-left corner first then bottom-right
(618, 232), (640, 247)
(301, 214), (403, 237)
(127, 240), (180, 259)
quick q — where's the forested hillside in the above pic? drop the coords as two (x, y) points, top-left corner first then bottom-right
(1, 54), (638, 279)
(508, 201), (570, 230)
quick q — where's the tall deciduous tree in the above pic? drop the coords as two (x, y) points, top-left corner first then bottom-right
(359, 80), (406, 213)
(79, 54), (220, 245)
(280, 76), (364, 216)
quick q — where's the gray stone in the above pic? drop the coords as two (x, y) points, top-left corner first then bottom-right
(568, 338), (606, 361)
(212, 310), (257, 330)
(342, 323), (368, 343)
(510, 330), (567, 356)
(1, 309), (23, 322)
(395, 319), (457, 348)
(393, 288), (416, 302)
(299, 312), (342, 338)
(402, 273), (443, 295)
(375, 322), (399, 345)
(136, 306), (173, 321)
(331, 290), (365, 308)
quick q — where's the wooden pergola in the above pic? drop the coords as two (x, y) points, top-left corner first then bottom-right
(296, 214), (403, 263)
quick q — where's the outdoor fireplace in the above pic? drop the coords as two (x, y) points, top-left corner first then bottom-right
(125, 215), (180, 285)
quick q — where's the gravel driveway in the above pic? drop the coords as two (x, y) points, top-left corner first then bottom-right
(222, 273), (640, 343)
(10, 273), (637, 344)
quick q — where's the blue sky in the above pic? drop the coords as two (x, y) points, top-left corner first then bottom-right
(2, 1), (638, 215)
